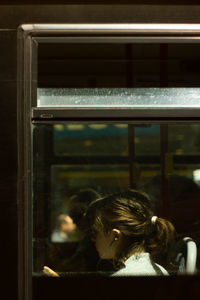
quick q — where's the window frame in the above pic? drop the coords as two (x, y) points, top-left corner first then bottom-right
(17, 23), (200, 300)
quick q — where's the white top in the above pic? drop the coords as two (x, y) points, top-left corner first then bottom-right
(51, 230), (69, 243)
(112, 253), (169, 276)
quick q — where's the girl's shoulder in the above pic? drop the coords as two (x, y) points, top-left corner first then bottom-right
(111, 253), (169, 276)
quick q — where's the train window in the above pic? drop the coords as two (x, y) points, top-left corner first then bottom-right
(18, 24), (200, 299)
(32, 122), (200, 275)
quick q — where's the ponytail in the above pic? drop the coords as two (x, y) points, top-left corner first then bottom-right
(147, 217), (175, 263)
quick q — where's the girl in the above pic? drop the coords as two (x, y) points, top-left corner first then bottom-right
(85, 189), (175, 276)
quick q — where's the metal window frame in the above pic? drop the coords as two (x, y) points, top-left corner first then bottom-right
(17, 23), (200, 300)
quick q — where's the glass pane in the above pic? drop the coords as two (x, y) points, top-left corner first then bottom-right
(37, 87), (200, 108)
(54, 124), (128, 156)
(38, 43), (200, 89)
(32, 122), (200, 276)
(38, 43), (161, 89)
(135, 124), (160, 155)
(167, 125), (200, 241)
(168, 124), (200, 155)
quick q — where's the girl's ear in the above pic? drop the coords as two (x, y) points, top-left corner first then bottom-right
(112, 228), (121, 240)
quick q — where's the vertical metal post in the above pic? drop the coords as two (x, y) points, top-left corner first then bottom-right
(128, 125), (137, 189)
(126, 44), (137, 189)
(160, 125), (169, 217)
(160, 44), (169, 217)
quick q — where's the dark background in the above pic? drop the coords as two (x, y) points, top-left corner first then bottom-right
(1, 1), (200, 299)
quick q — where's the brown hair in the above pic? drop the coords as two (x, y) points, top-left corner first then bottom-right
(86, 189), (175, 269)
(68, 188), (100, 229)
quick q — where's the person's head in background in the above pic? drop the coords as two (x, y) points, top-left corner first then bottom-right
(86, 189), (175, 269)
(58, 214), (76, 235)
(68, 188), (100, 233)
(51, 214), (77, 243)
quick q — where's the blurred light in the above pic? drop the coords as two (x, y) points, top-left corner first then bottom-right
(84, 140), (93, 147)
(54, 124), (65, 131)
(115, 124), (127, 129)
(67, 124), (85, 130)
(177, 135), (184, 141)
(135, 137), (140, 144)
(176, 149), (183, 155)
(88, 124), (107, 130)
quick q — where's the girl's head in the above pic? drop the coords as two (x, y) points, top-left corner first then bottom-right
(85, 190), (175, 268)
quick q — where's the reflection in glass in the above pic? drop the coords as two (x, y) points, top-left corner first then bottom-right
(51, 214), (77, 243)
(32, 122), (200, 275)
(53, 124), (128, 156)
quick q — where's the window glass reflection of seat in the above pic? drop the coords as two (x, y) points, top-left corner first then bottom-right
(175, 237), (197, 274)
